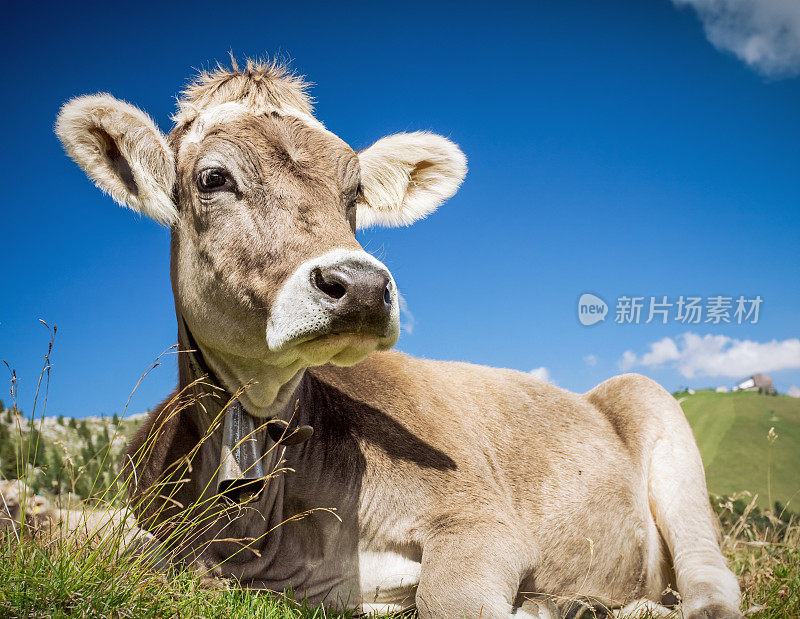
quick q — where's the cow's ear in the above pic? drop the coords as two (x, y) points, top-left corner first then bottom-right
(55, 94), (177, 225)
(356, 132), (467, 229)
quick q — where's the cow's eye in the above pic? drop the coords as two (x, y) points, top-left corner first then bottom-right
(197, 168), (231, 192)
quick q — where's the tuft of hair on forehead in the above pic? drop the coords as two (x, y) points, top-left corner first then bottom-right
(172, 56), (313, 126)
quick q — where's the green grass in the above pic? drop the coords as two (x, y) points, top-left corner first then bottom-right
(679, 390), (800, 509)
(717, 494), (800, 618)
(0, 528), (352, 618)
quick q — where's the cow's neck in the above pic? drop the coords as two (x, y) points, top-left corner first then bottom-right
(177, 314), (306, 421)
(172, 317), (364, 596)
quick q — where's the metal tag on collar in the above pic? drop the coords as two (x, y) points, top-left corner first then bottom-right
(267, 418), (314, 446)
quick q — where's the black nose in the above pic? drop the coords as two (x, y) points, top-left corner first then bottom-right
(311, 261), (392, 331)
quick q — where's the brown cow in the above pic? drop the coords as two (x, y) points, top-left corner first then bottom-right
(55, 59), (740, 618)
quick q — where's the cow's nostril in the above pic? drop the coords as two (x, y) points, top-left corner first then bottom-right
(383, 284), (391, 306)
(312, 267), (347, 300)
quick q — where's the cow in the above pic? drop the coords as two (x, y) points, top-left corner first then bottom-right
(55, 58), (741, 618)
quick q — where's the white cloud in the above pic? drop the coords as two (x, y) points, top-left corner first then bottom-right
(529, 366), (556, 384)
(397, 292), (415, 335)
(788, 385), (800, 398)
(672, 0), (800, 79)
(619, 333), (800, 378)
(619, 350), (638, 372)
(640, 337), (681, 367)
(584, 354), (599, 367)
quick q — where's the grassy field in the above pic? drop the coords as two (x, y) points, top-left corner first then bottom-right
(0, 528), (355, 618)
(678, 389), (800, 510)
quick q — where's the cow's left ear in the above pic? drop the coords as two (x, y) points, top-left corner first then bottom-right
(356, 132), (467, 229)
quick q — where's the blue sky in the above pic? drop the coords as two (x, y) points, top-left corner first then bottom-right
(1, 0), (798, 418)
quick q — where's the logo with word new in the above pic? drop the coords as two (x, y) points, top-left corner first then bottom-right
(578, 293), (608, 326)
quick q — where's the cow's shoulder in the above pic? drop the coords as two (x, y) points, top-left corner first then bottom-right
(307, 351), (598, 446)
(309, 350), (556, 411)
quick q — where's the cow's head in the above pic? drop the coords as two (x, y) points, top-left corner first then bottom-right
(56, 60), (466, 417)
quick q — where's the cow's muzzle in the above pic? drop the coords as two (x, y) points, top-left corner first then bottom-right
(309, 260), (393, 334)
(266, 249), (401, 356)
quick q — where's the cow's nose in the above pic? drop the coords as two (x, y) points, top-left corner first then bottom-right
(311, 262), (392, 327)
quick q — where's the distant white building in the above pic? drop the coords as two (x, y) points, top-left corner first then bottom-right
(733, 373), (775, 395)
(715, 386), (728, 393)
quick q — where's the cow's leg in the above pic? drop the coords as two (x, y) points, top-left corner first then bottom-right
(588, 375), (741, 619)
(416, 531), (530, 619)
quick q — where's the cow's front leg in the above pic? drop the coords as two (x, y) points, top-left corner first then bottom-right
(416, 532), (530, 619)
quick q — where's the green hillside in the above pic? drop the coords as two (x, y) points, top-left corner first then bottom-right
(0, 406), (145, 501)
(678, 389), (800, 509)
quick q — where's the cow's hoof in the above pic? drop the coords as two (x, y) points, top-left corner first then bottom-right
(685, 603), (743, 619)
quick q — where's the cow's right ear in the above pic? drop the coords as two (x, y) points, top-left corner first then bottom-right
(55, 94), (177, 225)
